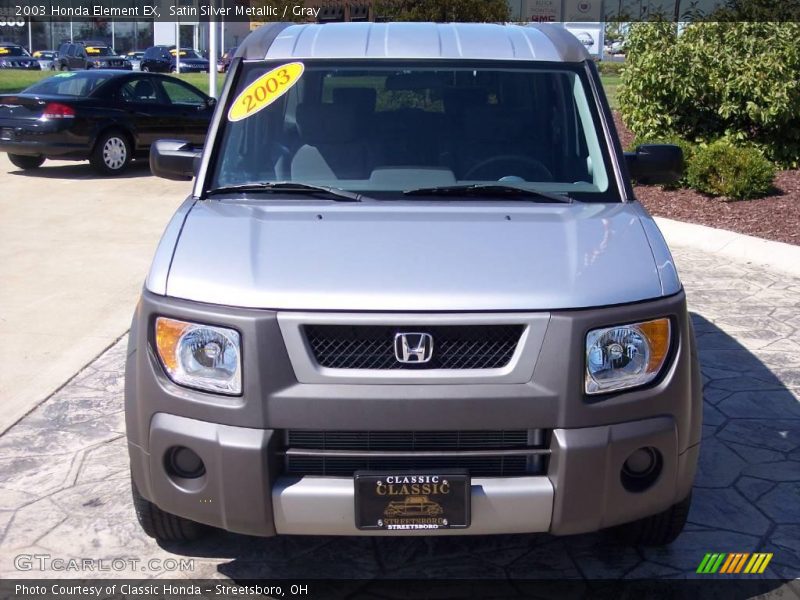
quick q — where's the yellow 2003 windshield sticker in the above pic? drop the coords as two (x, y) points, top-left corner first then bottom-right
(228, 62), (304, 122)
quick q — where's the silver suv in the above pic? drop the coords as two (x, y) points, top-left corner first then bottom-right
(127, 22), (700, 546)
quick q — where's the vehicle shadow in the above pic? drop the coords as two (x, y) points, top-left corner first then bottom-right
(161, 313), (799, 596)
(6, 159), (153, 180)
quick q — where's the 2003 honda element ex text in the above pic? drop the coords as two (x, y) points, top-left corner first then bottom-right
(126, 22), (701, 546)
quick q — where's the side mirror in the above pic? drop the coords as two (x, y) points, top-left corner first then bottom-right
(206, 97), (217, 109)
(625, 144), (683, 185)
(150, 139), (201, 181)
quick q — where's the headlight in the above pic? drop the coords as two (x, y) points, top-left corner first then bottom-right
(155, 317), (242, 395)
(93, 60), (102, 67)
(585, 318), (671, 395)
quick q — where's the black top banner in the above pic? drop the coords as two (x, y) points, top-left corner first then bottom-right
(0, 0), (799, 23)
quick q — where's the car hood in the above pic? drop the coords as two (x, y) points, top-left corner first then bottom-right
(164, 201), (673, 311)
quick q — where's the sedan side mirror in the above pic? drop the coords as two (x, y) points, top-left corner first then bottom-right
(150, 139), (202, 181)
(624, 144), (683, 185)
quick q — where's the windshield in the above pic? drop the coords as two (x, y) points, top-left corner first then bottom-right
(24, 72), (114, 96)
(211, 61), (619, 201)
(171, 48), (202, 59)
(0, 46), (29, 57)
(84, 45), (114, 56)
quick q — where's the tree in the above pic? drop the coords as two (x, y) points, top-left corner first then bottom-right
(376, 0), (510, 22)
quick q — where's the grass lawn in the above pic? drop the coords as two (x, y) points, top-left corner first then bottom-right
(0, 70), (225, 95)
(602, 74), (621, 111)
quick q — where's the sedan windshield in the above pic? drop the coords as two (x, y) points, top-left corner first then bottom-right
(0, 45), (29, 57)
(211, 61), (619, 201)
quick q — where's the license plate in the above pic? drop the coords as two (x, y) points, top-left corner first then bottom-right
(0, 128), (12, 141)
(354, 471), (470, 531)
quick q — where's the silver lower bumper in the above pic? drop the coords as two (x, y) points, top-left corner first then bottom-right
(272, 476), (554, 535)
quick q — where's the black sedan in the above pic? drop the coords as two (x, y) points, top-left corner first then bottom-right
(0, 44), (41, 70)
(0, 71), (214, 175)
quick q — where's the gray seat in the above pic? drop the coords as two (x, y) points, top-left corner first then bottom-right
(290, 103), (369, 180)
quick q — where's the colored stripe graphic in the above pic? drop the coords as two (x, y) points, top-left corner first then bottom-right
(744, 553), (773, 574)
(697, 553), (773, 575)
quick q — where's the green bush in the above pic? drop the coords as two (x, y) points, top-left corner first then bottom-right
(597, 61), (625, 76)
(628, 135), (696, 188)
(619, 22), (800, 168)
(686, 140), (776, 200)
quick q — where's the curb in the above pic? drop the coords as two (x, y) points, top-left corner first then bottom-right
(655, 217), (800, 279)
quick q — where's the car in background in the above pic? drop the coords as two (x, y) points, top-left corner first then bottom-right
(54, 41), (131, 71)
(127, 51), (145, 71)
(0, 71), (214, 175)
(0, 44), (41, 70)
(33, 50), (57, 70)
(217, 46), (237, 72)
(140, 46), (210, 73)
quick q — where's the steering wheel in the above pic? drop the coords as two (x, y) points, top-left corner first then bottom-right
(463, 155), (553, 182)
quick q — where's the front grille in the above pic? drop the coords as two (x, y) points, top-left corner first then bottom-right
(283, 430), (549, 477)
(304, 324), (524, 370)
(288, 430), (531, 450)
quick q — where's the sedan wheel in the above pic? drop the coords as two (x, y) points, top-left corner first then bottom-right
(142, 66), (149, 72)
(90, 132), (132, 175)
(8, 154), (45, 170)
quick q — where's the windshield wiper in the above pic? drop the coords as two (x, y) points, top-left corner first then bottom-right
(206, 182), (364, 202)
(404, 184), (573, 203)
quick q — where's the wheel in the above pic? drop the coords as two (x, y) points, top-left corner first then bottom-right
(169, 66), (176, 73)
(90, 130), (132, 175)
(612, 493), (692, 546)
(131, 479), (207, 542)
(8, 154), (45, 170)
(142, 66), (150, 72)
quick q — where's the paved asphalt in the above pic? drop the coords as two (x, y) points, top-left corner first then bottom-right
(0, 243), (798, 593)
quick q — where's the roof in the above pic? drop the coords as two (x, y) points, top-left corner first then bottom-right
(238, 22), (589, 63)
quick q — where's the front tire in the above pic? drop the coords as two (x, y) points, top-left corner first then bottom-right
(612, 493), (692, 546)
(142, 66), (150, 72)
(90, 130), (132, 175)
(8, 154), (45, 170)
(131, 480), (207, 542)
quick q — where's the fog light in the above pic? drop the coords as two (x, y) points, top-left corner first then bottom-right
(621, 447), (662, 493)
(624, 447), (657, 476)
(165, 446), (205, 479)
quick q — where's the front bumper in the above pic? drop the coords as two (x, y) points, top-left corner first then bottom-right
(129, 412), (697, 537)
(126, 289), (701, 537)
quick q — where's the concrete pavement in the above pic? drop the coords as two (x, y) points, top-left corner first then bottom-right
(0, 245), (798, 589)
(0, 154), (190, 433)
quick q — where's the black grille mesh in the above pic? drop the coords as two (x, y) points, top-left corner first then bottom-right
(304, 324), (524, 370)
(283, 430), (548, 477)
(286, 455), (531, 477)
(287, 430), (531, 450)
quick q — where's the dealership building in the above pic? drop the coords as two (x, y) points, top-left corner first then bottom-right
(0, 0), (602, 56)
